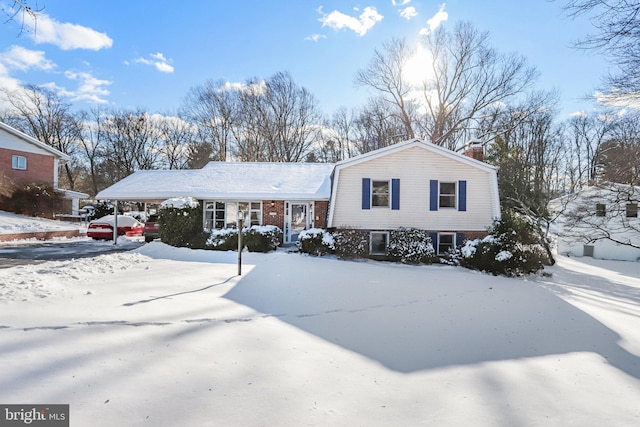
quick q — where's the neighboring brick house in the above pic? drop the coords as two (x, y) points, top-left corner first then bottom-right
(0, 121), (88, 215)
(96, 139), (501, 250)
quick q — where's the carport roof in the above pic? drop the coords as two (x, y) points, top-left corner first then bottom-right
(95, 162), (335, 202)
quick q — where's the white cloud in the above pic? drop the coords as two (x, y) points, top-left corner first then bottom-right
(134, 52), (174, 73)
(594, 90), (640, 109)
(220, 80), (267, 95)
(392, 0), (411, 5)
(400, 7), (418, 20)
(419, 4), (448, 36)
(0, 45), (54, 71)
(25, 11), (113, 50)
(64, 70), (112, 103)
(305, 34), (327, 42)
(319, 6), (383, 36)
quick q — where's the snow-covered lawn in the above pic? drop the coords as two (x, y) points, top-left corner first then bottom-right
(1, 243), (640, 426)
(0, 210), (85, 235)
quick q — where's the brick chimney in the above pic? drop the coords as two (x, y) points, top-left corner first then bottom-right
(463, 141), (484, 162)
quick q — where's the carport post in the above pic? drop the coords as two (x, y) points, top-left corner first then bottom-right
(113, 202), (118, 245)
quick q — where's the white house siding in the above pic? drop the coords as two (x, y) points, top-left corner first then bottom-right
(331, 146), (498, 230)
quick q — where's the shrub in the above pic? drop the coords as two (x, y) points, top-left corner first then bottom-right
(0, 183), (64, 218)
(159, 203), (208, 248)
(244, 225), (282, 252)
(388, 227), (436, 264)
(332, 229), (369, 260)
(207, 228), (239, 251)
(297, 228), (335, 256)
(457, 212), (546, 276)
(207, 226), (282, 252)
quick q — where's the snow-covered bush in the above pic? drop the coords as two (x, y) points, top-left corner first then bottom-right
(159, 201), (209, 248)
(332, 229), (369, 260)
(207, 228), (239, 251)
(387, 227), (436, 264)
(244, 225), (282, 252)
(456, 212), (546, 276)
(297, 228), (335, 256)
(207, 226), (282, 252)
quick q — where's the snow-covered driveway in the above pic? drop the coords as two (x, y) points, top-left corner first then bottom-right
(1, 243), (639, 426)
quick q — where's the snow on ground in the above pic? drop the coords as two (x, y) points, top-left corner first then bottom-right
(0, 210), (85, 234)
(1, 243), (640, 426)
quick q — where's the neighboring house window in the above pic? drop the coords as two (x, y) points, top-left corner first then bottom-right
(361, 178), (400, 210)
(370, 232), (389, 255)
(596, 203), (606, 217)
(12, 155), (27, 170)
(204, 201), (262, 229)
(372, 180), (389, 207)
(627, 203), (638, 218)
(437, 233), (455, 255)
(439, 182), (456, 208)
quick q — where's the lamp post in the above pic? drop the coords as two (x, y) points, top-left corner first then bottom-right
(237, 210), (245, 276)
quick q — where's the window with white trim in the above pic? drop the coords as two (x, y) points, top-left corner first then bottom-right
(372, 180), (389, 207)
(596, 203), (606, 217)
(437, 233), (455, 255)
(439, 182), (456, 208)
(204, 201), (262, 229)
(12, 155), (27, 170)
(370, 232), (389, 255)
(627, 203), (638, 218)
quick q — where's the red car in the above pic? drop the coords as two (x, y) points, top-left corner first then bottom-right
(144, 214), (160, 242)
(87, 215), (144, 240)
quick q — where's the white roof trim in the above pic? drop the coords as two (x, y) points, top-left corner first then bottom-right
(0, 121), (71, 160)
(334, 139), (496, 173)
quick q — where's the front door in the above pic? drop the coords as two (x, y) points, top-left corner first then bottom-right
(285, 202), (310, 244)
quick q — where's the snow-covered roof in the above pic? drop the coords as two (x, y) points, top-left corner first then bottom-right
(0, 121), (71, 160)
(334, 138), (497, 173)
(96, 162), (335, 201)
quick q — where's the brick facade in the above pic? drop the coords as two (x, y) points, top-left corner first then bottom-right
(313, 201), (329, 229)
(262, 200), (285, 228)
(0, 148), (56, 186)
(261, 200), (330, 229)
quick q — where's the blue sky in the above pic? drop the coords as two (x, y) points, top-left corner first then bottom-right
(0, 1), (610, 118)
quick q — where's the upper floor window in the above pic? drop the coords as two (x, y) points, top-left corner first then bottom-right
(439, 182), (456, 208)
(596, 203), (606, 217)
(371, 180), (389, 207)
(12, 155), (27, 170)
(626, 203), (638, 218)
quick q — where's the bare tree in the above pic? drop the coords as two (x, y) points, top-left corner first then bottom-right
(598, 112), (640, 185)
(355, 38), (417, 139)
(182, 79), (237, 161)
(561, 0), (640, 104)
(2, 0), (42, 36)
(353, 98), (407, 154)
(1, 85), (83, 190)
(421, 22), (539, 150)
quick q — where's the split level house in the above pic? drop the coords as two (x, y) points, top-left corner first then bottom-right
(96, 139), (501, 255)
(0, 121), (88, 215)
(550, 183), (640, 261)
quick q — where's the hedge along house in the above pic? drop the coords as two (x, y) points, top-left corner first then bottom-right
(95, 162), (335, 244)
(327, 139), (501, 256)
